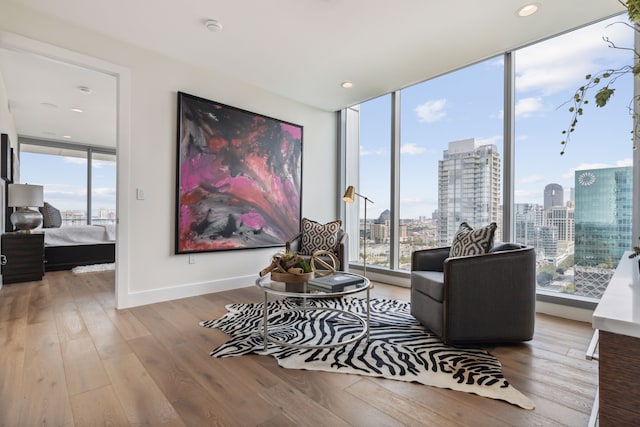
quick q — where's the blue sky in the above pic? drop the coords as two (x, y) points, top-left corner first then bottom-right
(20, 151), (116, 214)
(360, 15), (634, 219)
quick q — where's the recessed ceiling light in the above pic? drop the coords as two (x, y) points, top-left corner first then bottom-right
(77, 85), (92, 94)
(40, 102), (58, 109)
(63, 135), (72, 139)
(517, 3), (540, 17)
(205, 19), (223, 32)
(341, 81), (353, 89)
(70, 108), (83, 113)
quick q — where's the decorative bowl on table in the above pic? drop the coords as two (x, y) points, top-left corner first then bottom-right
(260, 249), (314, 292)
(271, 270), (315, 292)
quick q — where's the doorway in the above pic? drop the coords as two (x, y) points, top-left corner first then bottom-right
(0, 31), (130, 306)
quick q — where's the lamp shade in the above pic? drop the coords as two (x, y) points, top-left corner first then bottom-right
(342, 185), (355, 203)
(8, 183), (44, 208)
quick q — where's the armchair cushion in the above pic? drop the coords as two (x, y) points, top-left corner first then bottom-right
(299, 218), (342, 255)
(411, 271), (444, 302)
(449, 222), (497, 258)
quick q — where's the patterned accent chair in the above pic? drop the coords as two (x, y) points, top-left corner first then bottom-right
(410, 243), (536, 344)
(287, 218), (348, 271)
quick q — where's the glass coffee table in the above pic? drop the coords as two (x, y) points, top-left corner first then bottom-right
(255, 272), (371, 351)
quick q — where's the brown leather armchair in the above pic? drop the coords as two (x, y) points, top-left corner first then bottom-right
(410, 243), (536, 344)
(287, 229), (348, 272)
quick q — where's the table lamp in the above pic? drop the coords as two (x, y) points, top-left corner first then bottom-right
(8, 183), (44, 232)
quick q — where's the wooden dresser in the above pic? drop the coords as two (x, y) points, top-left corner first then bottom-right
(592, 253), (640, 426)
(1, 232), (45, 284)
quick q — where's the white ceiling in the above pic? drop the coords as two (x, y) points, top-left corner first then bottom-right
(0, 0), (627, 149)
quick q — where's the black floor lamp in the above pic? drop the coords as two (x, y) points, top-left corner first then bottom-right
(342, 185), (373, 277)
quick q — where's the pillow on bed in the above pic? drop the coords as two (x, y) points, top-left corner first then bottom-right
(39, 202), (62, 228)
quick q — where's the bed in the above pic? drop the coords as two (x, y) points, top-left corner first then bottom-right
(43, 224), (116, 271)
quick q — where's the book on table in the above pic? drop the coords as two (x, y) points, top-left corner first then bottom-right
(307, 274), (365, 292)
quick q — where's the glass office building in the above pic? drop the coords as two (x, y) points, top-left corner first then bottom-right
(574, 166), (633, 297)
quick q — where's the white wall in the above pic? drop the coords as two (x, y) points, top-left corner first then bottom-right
(0, 3), (339, 308)
(0, 71), (17, 144)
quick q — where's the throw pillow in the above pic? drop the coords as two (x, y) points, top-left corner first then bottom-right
(449, 222), (497, 258)
(299, 218), (342, 256)
(39, 202), (62, 228)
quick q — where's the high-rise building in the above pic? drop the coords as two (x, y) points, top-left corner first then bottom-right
(515, 203), (544, 245)
(538, 225), (559, 260)
(574, 166), (633, 298)
(544, 183), (564, 210)
(544, 206), (574, 242)
(437, 138), (501, 245)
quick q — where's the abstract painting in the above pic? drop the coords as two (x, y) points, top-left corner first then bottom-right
(175, 92), (302, 253)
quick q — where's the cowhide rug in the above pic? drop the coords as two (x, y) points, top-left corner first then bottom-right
(200, 297), (534, 410)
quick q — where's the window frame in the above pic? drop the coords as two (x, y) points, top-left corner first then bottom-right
(339, 13), (639, 312)
(18, 136), (116, 225)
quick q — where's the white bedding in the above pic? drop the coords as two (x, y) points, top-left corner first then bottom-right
(43, 224), (116, 246)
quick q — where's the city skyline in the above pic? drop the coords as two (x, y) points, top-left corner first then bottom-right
(19, 149), (116, 216)
(359, 15), (634, 220)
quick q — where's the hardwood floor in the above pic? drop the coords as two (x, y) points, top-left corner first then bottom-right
(0, 271), (598, 426)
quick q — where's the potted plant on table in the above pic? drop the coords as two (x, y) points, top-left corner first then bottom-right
(259, 247), (313, 291)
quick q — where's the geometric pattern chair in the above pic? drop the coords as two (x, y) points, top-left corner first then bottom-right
(287, 218), (348, 272)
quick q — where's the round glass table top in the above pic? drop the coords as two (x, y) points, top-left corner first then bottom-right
(256, 272), (370, 298)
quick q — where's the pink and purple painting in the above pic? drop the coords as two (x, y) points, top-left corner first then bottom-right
(175, 92), (302, 253)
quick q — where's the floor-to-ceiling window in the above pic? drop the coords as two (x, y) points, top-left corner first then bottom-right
(344, 13), (635, 303)
(358, 94), (392, 269)
(19, 140), (116, 225)
(91, 152), (116, 225)
(398, 58), (504, 270)
(514, 15), (634, 300)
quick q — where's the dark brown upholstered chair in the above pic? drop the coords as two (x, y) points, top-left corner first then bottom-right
(287, 229), (348, 272)
(410, 243), (536, 344)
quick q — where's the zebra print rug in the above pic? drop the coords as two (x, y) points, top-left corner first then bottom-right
(200, 297), (534, 410)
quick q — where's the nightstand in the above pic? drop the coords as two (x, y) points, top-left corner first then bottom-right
(1, 232), (45, 284)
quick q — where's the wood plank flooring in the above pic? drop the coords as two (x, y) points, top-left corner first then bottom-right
(0, 270), (598, 426)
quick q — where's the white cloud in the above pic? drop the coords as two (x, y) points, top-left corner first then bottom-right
(93, 159), (116, 169)
(401, 143), (426, 155)
(476, 135), (502, 146)
(561, 159), (633, 179)
(516, 16), (633, 96)
(515, 97), (544, 118)
(360, 145), (386, 156)
(401, 197), (427, 204)
(92, 187), (116, 197)
(44, 185), (87, 201)
(64, 157), (87, 165)
(415, 99), (447, 123)
(521, 175), (545, 184)
(514, 189), (543, 202)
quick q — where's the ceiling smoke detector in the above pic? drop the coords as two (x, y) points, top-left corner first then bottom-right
(205, 19), (223, 32)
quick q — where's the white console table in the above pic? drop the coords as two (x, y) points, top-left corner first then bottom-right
(592, 252), (640, 426)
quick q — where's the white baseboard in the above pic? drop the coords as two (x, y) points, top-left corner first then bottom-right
(117, 274), (254, 309)
(535, 300), (593, 323)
